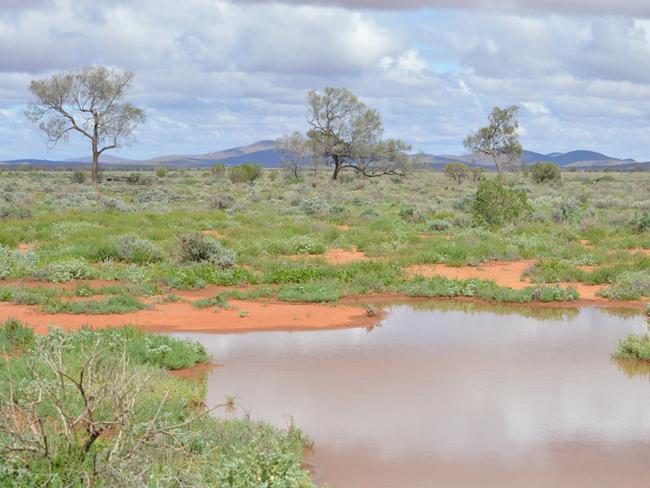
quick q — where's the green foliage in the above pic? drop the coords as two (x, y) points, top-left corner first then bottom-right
(211, 162), (226, 177)
(229, 163), (263, 184)
(427, 219), (452, 232)
(42, 295), (149, 314)
(444, 162), (471, 185)
(71, 169), (86, 183)
(402, 276), (578, 303)
(115, 234), (163, 264)
(277, 281), (342, 302)
(155, 166), (167, 177)
(33, 258), (95, 282)
(531, 162), (562, 184)
(178, 232), (235, 268)
(263, 235), (325, 255)
(300, 196), (329, 215)
(0, 318), (34, 353)
(637, 212), (650, 233)
(613, 335), (650, 361)
(471, 177), (531, 228)
(598, 270), (650, 300)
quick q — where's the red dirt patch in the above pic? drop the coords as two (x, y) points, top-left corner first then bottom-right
(18, 242), (37, 253)
(324, 247), (369, 265)
(406, 260), (536, 290)
(337, 224), (350, 231)
(169, 362), (219, 380)
(0, 299), (381, 335)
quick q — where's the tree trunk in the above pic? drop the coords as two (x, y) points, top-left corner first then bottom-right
(91, 145), (99, 184)
(331, 160), (342, 181)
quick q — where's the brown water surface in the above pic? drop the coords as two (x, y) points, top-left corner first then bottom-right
(174, 302), (650, 487)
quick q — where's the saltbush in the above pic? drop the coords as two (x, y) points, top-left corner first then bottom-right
(300, 196), (329, 215)
(179, 232), (236, 268)
(115, 234), (163, 264)
(34, 258), (95, 282)
(598, 270), (650, 301)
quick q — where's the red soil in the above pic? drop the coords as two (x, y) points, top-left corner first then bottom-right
(0, 299), (380, 335)
(287, 247), (371, 265)
(405, 260), (613, 304)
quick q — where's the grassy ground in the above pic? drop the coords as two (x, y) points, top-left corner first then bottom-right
(1, 168), (650, 306)
(0, 319), (314, 487)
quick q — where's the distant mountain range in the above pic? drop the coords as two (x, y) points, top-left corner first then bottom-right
(2, 140), (648, 171)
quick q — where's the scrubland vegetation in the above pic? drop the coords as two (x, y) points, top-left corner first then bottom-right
(0, 318), (314, 487)
(1, 168), (649, 304)
(2, 166), (650, 485)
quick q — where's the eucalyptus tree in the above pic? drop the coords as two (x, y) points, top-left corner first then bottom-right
(463, 105), (522, 174)
(306, 87), (410, 180)
(276, 131), (309, 179)
(26, 67), (145, 183)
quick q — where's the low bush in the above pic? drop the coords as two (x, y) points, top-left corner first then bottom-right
(300, 196), (329, 215)
(229, 164), (263, 184)
(263, 235), (325, 255)
(531, 162), (561, 184)
(33, 258), (95, 282)
(598, 270), (650, 300)
(115, 234), (163, 264)
(0, 317), (35, 353)
(179, 232), (235, 268)
(613, 334), (650, 362)
(277, 282), (342, 302)
(427, 219), (452, 232)
(41, 295), (149, 314)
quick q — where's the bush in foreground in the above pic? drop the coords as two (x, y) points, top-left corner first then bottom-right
(0, 321), (314, 487)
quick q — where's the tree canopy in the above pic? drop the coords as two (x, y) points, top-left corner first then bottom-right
(26, 67), (145, 183)
(306, 87), (410, 180)
(463, 106), (522, 174)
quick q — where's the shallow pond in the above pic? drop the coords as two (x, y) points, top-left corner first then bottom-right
(174, 302), (650, 487)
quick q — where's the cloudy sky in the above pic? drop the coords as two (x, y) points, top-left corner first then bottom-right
(1, 0), (650, 161)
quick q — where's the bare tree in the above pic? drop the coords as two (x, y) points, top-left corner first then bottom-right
(26, 67), (145, 183)
(306, 87), (411, 180)
(463, 105), (522, 175)
(275, 131), (308, 179)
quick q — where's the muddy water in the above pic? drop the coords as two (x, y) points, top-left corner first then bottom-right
(173, 302), (650, 487)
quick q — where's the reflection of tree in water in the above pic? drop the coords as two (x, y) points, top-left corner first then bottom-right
(401, 300), (581, 322)
(600, 307), (649, 321)
(614, 358), (650, 380)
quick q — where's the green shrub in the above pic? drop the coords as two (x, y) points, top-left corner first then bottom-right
(179, 232), (235, 268)
(155, 166), (167, 177)
(34, 258), (95, 282)
(471, 177), (531, 228)
(0, 318), (34, 353)
(598, 270), (650, 300)
(444, 162), (470, 185)
(300, 196), (329, 215)
(115, 234), (163, 264)
(637, 212), (650, 233)
(0, 204), (31, 220)
(229, 164), (263, 183)
(531, 162), (561, 184)
(42, 295), (149, 314)
(613, 335), (650, 361)
(71, 169), (86, 183)
(277, 282), (341, 302)
(427, 219), (452, 232)
(263, 235), (325, 255)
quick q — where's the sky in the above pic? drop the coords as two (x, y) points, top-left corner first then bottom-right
(1, 0), (650, 161)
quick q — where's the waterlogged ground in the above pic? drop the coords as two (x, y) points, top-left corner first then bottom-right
(176, 302), (650, 487)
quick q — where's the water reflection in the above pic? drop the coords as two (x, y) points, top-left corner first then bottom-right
(174, 303), (650, 488)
